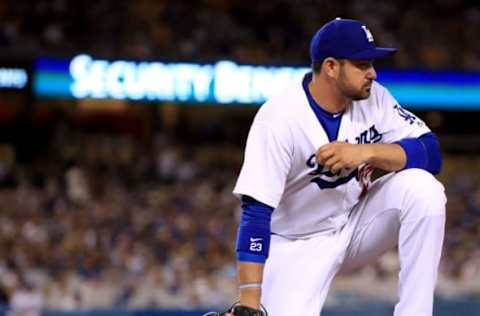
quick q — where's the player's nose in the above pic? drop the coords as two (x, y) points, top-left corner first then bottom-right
(367, 65), (377, 80)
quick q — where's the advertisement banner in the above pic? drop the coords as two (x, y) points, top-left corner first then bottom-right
(33, 55), (480, 109)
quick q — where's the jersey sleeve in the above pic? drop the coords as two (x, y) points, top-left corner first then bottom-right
(233, 120), (292, 208)
(376, 85), (431, 143)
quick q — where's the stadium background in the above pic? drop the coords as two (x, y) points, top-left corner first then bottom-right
(0, 1), (479, 316)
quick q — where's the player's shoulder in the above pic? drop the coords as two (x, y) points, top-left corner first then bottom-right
(353, 81), (396, 113)
(370, 81), (391, 101)
(254, 82), (306, 125)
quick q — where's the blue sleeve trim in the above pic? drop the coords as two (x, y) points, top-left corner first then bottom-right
(236, 195), (274, 263)
(395, 132), (442, 174)
(237, 251), (267, 263)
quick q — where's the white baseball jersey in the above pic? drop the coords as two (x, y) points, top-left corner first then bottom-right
(233, 77), (431, 238)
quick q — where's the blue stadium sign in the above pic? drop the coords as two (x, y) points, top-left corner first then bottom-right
(0, 67), (28, 89)
(34, 54), (308, 104)
(33, 54), (480, 109)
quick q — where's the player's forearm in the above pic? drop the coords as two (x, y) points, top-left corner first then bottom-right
(363, 143), (407, 171)
(237, 261), (264, 309)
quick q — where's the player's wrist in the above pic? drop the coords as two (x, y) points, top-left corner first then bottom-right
(361, 144), (376, 164)
(239, 287), (262, 310)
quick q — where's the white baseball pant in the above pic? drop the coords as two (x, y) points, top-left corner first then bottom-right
(261, 168), (446, 316)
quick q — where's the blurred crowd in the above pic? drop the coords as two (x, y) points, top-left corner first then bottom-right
(0, 125), (478, 313)
(0, 0), (479, 69)
(0, 128), (243, 312)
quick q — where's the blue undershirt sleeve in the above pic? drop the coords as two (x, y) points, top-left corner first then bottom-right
(236, 195), (274, 263)
(394, 132), (442, 175)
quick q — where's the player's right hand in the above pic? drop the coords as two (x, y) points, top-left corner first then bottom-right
(316, 141), (371, 174)
(202, 304), (267, 316)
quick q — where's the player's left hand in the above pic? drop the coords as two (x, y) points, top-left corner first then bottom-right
(316, 141), (371, 174)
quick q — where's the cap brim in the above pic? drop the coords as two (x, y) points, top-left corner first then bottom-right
(348, 47), (397, 60)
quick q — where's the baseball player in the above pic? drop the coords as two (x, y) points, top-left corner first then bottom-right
(206, 18), (446, 316)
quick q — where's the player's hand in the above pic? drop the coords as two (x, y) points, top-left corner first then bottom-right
(315, 141), (371, 174)
(202, 305), (266, 316)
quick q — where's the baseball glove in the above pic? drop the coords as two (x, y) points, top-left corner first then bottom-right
(202, 303), (268, 316)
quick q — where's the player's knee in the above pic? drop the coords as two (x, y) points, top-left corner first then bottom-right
(391, 168), (446, 217)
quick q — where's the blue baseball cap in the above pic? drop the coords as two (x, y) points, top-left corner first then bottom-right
(310, 18), (397, 63)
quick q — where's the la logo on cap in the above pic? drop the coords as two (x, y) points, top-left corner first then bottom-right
(361, 25), (374, 42)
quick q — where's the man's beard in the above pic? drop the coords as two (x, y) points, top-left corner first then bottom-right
(338, 71), (372, 100)
(352, 83), (372, 100)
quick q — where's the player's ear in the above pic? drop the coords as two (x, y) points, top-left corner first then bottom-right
(323, 57), (340, 78)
